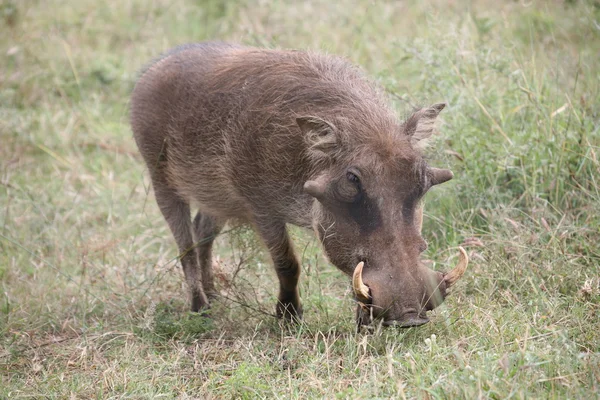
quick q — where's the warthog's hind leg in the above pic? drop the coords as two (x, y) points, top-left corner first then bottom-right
(152, 179), (209, 312)
(192, 212), (226, 300)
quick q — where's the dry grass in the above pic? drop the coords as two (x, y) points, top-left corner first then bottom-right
(1, 0), (599, 398)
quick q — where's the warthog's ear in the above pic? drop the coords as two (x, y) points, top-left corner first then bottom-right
(297, 116), (338, 156)
(404, 103), (446, 149)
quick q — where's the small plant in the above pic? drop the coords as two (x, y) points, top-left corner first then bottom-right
(137, 301), (214, 342)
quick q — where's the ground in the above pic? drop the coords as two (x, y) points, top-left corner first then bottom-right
(1, 0), (599, 398)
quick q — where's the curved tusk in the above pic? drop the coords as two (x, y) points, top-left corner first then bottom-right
(352, 261), (371, 300)
(430, 168), (454, 186)
(444, 247), (469, 287)
(415, 204), (424, 234)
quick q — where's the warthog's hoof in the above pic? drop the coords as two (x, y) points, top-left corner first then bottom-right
(190, 290), (210, 313)
(276, 301), (303, 323)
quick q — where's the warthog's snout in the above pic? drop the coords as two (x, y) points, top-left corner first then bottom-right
(353, 248), (469, 328)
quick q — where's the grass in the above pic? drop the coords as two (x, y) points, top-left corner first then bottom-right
(1, 0), (599, 398)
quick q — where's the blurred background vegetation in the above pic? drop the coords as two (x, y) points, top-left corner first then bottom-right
(1, 0), (599, 398)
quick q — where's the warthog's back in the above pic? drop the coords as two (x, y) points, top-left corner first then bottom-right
(131, 41), (395, 223)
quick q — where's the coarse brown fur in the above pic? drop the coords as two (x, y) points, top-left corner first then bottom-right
(131, 42), (454, 326)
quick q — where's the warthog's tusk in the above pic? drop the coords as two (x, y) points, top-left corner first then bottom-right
(352, 261), (371, 300)
(444, 246), (469, 287)
(430, 168), (454, 186)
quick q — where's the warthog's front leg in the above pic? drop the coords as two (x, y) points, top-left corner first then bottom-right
(255, 220), (303, 321)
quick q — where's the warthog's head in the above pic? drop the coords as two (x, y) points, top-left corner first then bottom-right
(299, 103), (468, 327)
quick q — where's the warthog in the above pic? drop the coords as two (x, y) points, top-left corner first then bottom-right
(131, 42), (468, 328)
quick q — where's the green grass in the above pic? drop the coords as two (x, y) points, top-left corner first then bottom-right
(1, 0), (599, 398)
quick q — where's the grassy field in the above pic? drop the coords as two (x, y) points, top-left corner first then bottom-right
(1, 0), (599, 398)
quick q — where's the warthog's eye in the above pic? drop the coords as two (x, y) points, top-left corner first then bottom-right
(346, 170), (360, 184)
(334, 169), (361, 202)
